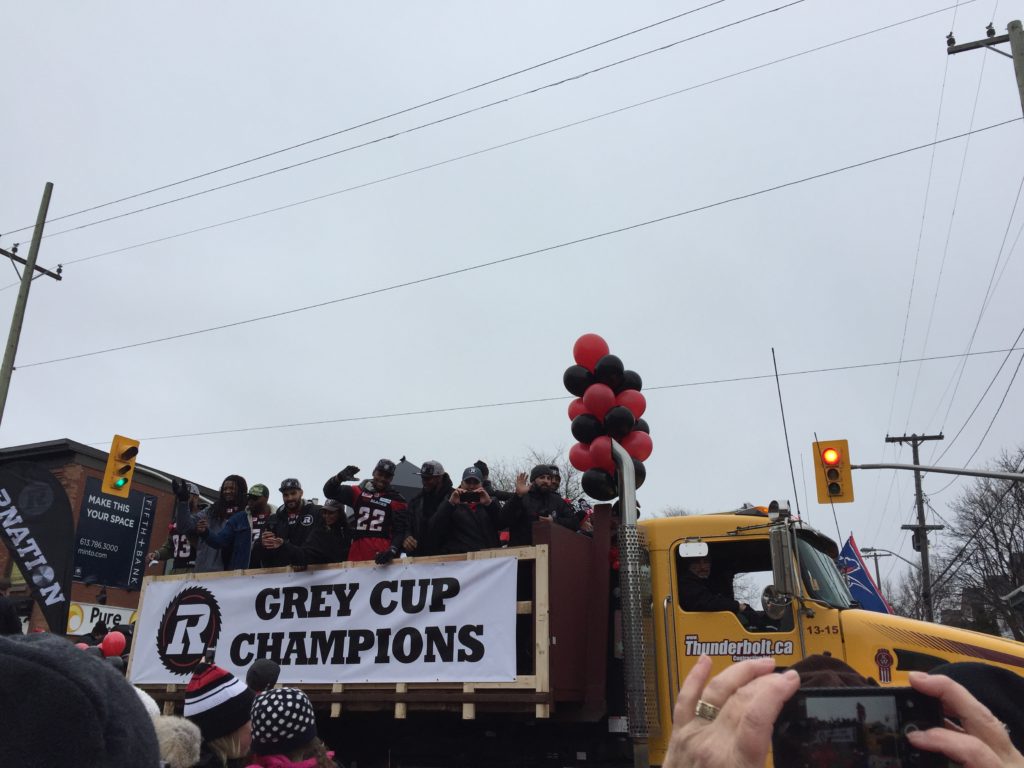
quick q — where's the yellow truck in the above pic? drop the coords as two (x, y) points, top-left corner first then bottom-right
(134, 448), (1024, 767)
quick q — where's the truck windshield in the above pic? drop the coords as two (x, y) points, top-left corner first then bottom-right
(796, 536), (853, 608)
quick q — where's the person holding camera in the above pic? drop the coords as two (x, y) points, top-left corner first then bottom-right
(430, 466), (504, 555)
(663, 654), (1024, 768)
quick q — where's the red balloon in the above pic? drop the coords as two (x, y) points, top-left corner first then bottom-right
(589, 436), (616, 474)
(100, 630), (126, 658)
(573, 333), (610, 372)
(582, 383), (616, 420)
(569, 442), (595, 472)
(567, 398), (589, 421)
(616, 389), (647, 420)
(74, 642), (89, 650)
(622, 431), (653, 461)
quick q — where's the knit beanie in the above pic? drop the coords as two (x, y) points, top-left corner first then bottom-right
(0, 632), (160, 767)
(184, 662), (255, 742)
(930, 661), (1024, 751)
(154, 715), (202, 768)
(250, 687), (318, 755)
(530, 464), (552, 482)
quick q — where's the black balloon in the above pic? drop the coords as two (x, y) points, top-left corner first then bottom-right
(582, 468), (618, 501)
(563, 365), (594, 397)
(604, 405), (635, 440)
(633, 459), (646, 488)
(618, 370), (643, 393)
(571, 413), (604, 444)
(594, 354), (625, 389)
(633, 418), (650, 434)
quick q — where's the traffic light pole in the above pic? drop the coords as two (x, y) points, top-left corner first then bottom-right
(885, 433), (944, 622)
(0, 182), (56, 428)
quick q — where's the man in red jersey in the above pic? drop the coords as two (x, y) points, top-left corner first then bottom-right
(323, 459), (409, 564)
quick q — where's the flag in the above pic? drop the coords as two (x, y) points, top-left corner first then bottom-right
(839, 534), (893, 614)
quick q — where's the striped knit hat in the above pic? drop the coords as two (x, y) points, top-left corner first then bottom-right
(183, 662), (255, 742)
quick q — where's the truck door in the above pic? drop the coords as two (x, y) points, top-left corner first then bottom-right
(668, 536), (801, 700)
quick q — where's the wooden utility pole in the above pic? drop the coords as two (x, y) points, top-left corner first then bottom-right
(886, 433), (944, 622)
(0, 182), (60, 427)
(948, 20), (1024, 118)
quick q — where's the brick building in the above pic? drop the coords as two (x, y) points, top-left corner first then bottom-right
(0, 438), (213, 635)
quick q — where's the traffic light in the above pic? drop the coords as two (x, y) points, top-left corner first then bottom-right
(102, 434), (140, 498)
(812, 439), (854, 504)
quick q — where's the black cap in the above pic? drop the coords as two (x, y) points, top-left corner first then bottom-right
(374, 459), (396, 477)
(279, 478), (302, 492)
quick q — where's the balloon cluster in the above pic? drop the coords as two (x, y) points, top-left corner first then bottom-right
(564, 333), (653, 501)
(76, 630), (127, 658)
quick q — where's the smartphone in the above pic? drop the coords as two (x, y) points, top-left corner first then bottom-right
(772, 686), (948, 767)
(461, 491), (480, 503)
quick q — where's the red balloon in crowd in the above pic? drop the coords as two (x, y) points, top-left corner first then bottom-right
(573, 333), (610, 372)
(567, 398), (589, 421)
(582, 383), (616, 419)
(569, 442), (595, 472)
(616, 389), (646, 420)
(622, 430), (653, 462)
(589, 436), (617, 474)
(74, 642), (89, 650)
(100, 630), (126, 658)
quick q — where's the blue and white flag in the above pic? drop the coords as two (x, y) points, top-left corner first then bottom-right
(839, 535), (893, 614)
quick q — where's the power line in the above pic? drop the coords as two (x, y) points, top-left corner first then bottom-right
(0, 0), (731, 236)
(27, 4), (954, 275)
(23, 2), (807, 242)
(81, 344), (1024, 443)
(15, 116), (1022, 369)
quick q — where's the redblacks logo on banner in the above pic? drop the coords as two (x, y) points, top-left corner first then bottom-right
(157, 586), (223, 675)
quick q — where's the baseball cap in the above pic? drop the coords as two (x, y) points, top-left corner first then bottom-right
(462, 466), (484, 483)
(186, 482), (200, 497)
(279, 478), (302, 492)
(417, 460), (445, 477)
(248, 483), (269, 498)
(322, 499), (343, 512)
(374, 459), (396, 477)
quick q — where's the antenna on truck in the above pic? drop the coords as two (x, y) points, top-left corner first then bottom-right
(772, 348), (803, 520)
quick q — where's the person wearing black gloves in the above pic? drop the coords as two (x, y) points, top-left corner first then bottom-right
(404, 460), (453, 557)
(431, 466), (505, 554)
(679, 555), (768, 629)
(251, 478), (318, 568)
(267, 499), (350, 567)
(474, 459), (514, 503)
(502, 464), (580, 546)
(323, 459), (409, 564)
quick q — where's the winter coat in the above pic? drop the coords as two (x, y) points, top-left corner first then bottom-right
(502, 488), (579, 546)
(175, 500), (239, 573)
(276, 518), (350, 566)
(406, 475), (453, 556)
(431, 498), (504, 554)
(199, 509), (253, 571)
(678, 569), (740, 613)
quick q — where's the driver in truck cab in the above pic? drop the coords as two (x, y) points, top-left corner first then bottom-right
(679, 554), (771, 630)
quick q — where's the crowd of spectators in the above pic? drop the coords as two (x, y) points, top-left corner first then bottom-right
(152, 458), (593, 575)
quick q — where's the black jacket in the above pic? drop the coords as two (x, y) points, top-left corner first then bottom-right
(277, 518), (350, 566)
(407, 475), (454, 556)
(503, 488), (579, 546)
(679, 569), (740, 613)
(432, 499), (504, 554)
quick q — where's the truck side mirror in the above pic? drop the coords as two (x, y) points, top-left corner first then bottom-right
(769, 522), (797, 599)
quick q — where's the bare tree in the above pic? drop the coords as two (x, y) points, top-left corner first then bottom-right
(483, 446), (582, 500)
(660, 506), (695, 517)
(929, 447), (1024, 639)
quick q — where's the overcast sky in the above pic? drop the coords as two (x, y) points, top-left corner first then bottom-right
(2, 1), (1022, 588)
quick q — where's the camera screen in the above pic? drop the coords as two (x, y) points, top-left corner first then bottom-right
(774, 693), (906, 767)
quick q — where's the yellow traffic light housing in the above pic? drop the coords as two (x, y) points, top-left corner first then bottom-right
(102, 434), (140, 498)
(813, 439), (854, 503)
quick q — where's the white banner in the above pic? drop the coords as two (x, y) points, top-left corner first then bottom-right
(128, 557), (517, 684)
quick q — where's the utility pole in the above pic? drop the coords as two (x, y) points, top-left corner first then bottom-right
(861, 549), (892, 588)
(0, 182), (59, 427)
(886, 433), (944, 622)
(947, 20), (1024, 118)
